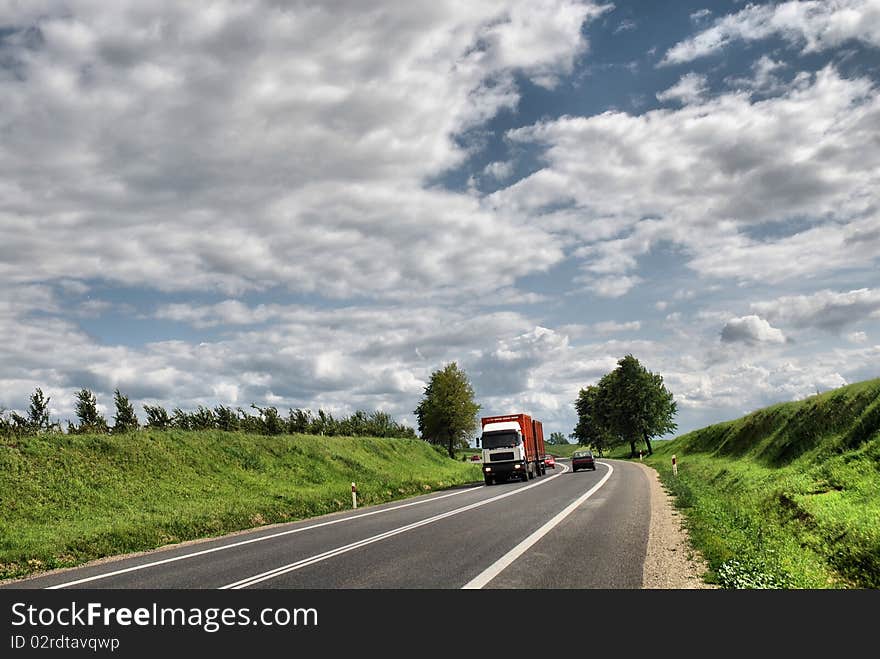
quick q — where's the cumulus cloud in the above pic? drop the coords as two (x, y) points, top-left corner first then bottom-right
(656, 72), (709, 104)
(0, 0), (611, 300)
(846, 331), (868, 343)
(491, 66), (880, 287)
(725, 55), (789, 95)
(721, 315), (787, 345)
(662, 0), (880, 65)
(484, 160), (515, 181)
(750, 288), (880, 333)
(590, 320), (641, 334)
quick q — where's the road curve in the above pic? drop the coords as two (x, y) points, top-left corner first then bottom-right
(2, 459), (652, 589)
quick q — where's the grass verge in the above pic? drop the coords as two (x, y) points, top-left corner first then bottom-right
(0, 430), (482, 581)
(626, 378), (880, 588)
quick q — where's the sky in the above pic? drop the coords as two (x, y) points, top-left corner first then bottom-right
(1, 0), (879, 442)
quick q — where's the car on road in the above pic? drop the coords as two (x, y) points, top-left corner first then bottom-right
(469, 454), (481, 462)
(543, 454), (556, 469)
(571, 449), (596, 472)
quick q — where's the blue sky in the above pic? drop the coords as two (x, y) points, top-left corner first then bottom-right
(1, 1), (879, 441)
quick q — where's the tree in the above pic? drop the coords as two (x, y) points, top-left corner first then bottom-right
(546, 431), (569, 445)
(579, 355), (677, 457)
(73, 388), (108, 434)
(413, 362), (480, 458)
(571, 385), (614, 454)
(112, 389), (139, 433)
(27, 387), (56, 433)
(143, 404), (170, 430)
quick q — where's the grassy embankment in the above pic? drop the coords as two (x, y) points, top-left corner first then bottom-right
(628, 377), (880, 588)
(0, 431), (482, 581)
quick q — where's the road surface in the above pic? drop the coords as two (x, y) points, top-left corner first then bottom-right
(3, 458), (651, 589)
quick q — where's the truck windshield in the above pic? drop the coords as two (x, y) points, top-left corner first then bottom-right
(481, 430), (521, 449)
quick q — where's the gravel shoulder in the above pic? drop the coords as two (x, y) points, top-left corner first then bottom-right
(632, 461), (718, 589)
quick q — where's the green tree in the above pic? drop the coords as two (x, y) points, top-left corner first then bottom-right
(591, 355), (677, 457)
(413, 362), (480, 458)
(547, 431), (569, 445)
(112, 389), (139, 433)
(571, 384), (614, 454)
(27, 387), (58, 433)
(73, 388), (108, 434)
(143, 404), (170, 429)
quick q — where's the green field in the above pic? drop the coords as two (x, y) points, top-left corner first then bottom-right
(0, 430), (482, 581)
(633, 377), (880, 588)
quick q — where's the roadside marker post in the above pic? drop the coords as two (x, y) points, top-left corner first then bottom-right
(352, 482), (357, 509)
(672, 455), (678, 476)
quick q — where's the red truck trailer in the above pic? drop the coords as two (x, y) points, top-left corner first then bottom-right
(479, 413), (546, 485)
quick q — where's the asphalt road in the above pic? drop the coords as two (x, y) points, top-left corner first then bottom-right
(3, 458), (651, 589)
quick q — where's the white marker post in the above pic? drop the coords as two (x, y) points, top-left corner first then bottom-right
(672, 454), (678, 476)
(351, 482), (357, 509)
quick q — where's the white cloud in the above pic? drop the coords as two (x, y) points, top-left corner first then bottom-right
(587, 275), (643, 298)
(846, 331), (868, 343)
(484, 160), (515, 180)
(656, 72), (709, 104)
(690, 9), (712, 24)
(726, 55), (788, 94)
(662, 0), (880, 65)
(750, 288), (880, 332)
(614, 20), (637, 34)
(721, 315), (787, 345)
(492, 66), (880, 286)
(590, 320), (641, 334)
(0, 0), (610, 300)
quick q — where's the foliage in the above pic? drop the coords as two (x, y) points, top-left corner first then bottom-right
(571, 385), (614, 453)
(71, 388), (108, 434)
(1, 390), (418, 442)
(546, 431), (569, 445)
(28, 388), (58, 433)
(112, 389), (139, 434)
(572, 355), (676, 456)
(413, 362), (480, 458)
(143, 404), (170, 430)
(0, 430), (482, 581)
(642, 377), (880, 589)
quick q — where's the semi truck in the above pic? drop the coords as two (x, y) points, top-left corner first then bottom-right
(479, 413), (546, 485)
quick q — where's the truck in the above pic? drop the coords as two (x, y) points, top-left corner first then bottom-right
(479, 413), (546, 485)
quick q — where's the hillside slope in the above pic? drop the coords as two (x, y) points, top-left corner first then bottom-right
(0, 430), (481, 581)
(646, 377), (880, 588)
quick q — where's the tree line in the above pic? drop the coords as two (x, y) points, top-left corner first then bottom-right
(0, 387), (417, 439)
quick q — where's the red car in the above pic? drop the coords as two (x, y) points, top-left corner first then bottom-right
(571, 449), (596, 472)
(543, 455), (556, 469)
(469, 454), (481, 462)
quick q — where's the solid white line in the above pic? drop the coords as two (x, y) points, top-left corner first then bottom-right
(222, 466), (570, 589)
(46, 483), (482, 589)
(462, 461), (613, 589)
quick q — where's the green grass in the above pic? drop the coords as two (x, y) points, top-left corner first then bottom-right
(0, 430), (482, 581)
(634, 377), (880, 588)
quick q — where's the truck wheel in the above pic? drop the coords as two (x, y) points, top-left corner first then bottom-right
(520, 469), (528, 482)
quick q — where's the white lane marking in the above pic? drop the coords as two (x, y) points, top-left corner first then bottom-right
(222, 466), (570, 589)
(46, 484), (483, 589)
(462, 461), (613, 589)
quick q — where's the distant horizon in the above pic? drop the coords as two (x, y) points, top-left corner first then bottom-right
(2, 1), (878, 442)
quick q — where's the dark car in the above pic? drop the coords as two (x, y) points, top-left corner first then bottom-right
(571, 449), (596, 472)
(543, 454), (556, 469)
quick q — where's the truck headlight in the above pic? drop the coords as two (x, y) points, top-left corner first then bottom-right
(514, 464), (521, 469)
(484, 467), (491, 472)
